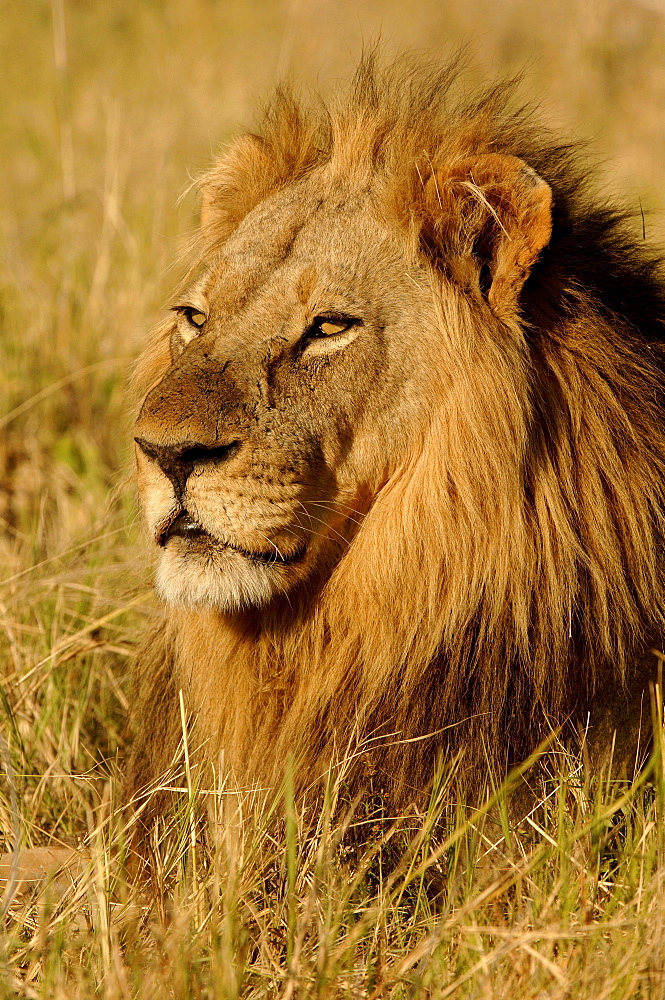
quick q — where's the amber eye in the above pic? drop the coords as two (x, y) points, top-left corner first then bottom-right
(311, 317), (356, 338)
(179, 307), (207, 329)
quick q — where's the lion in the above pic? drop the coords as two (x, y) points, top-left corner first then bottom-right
(127, 54), (665, 829)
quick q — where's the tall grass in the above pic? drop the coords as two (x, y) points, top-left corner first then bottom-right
(2, 0), (665, 995)
(3, 736), (665, 997)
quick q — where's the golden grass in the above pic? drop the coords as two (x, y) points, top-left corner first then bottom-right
(2, 0), (665, 995)
(3, 734), (665, 997)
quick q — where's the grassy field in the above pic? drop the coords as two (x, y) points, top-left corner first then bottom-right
(2, 0), (665, 995)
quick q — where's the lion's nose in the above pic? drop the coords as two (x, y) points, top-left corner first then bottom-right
(134, 437), (241, 497)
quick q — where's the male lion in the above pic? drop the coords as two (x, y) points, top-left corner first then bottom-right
(128, 56), (665, 826)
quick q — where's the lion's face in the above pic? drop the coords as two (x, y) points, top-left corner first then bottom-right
(135, 181), (435, 609)
(136, 139), (553, 612)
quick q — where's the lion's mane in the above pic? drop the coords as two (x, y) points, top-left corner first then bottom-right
(128, 55), (665, 812)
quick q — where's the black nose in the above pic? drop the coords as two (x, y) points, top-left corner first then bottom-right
(134, 437), (241, 496)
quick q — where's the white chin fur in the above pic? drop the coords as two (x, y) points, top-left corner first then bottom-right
(155, 546), (281, 610)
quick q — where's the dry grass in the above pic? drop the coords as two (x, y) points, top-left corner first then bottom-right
(2, 0), (665, 995)
(3, 728), (665, 998)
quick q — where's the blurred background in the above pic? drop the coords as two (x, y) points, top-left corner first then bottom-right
(0, 0), (664, 789)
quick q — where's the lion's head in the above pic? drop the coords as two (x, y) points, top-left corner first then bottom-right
(129, 57), (665, 808)
(134, 71), (553, 615)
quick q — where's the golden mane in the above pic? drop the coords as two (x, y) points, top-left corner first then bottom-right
(128, 54), (665, 815)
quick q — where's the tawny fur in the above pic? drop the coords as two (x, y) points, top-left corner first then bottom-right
(127, 54), (665, 818)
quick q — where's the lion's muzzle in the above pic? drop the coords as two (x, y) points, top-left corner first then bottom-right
(133, 328), (355, 608)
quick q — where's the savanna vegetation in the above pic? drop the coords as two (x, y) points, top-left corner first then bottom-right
(2, 1), (665, 996)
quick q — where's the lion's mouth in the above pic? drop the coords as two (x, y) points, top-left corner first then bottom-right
(159, 511), (207, 545)
(158, 510), (306, 565)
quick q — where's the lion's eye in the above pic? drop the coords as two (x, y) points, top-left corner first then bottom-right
(301, 314), (362, 356)
(185, 308), (207, 329)
(311, 317), (355, 338)
(177, 307), (207, 329)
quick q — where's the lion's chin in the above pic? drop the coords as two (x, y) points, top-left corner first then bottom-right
(154, 541), (295, 611)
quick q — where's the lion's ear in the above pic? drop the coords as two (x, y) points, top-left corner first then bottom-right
(199, 135), (275, 234)
(423, 153), (552, 316)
